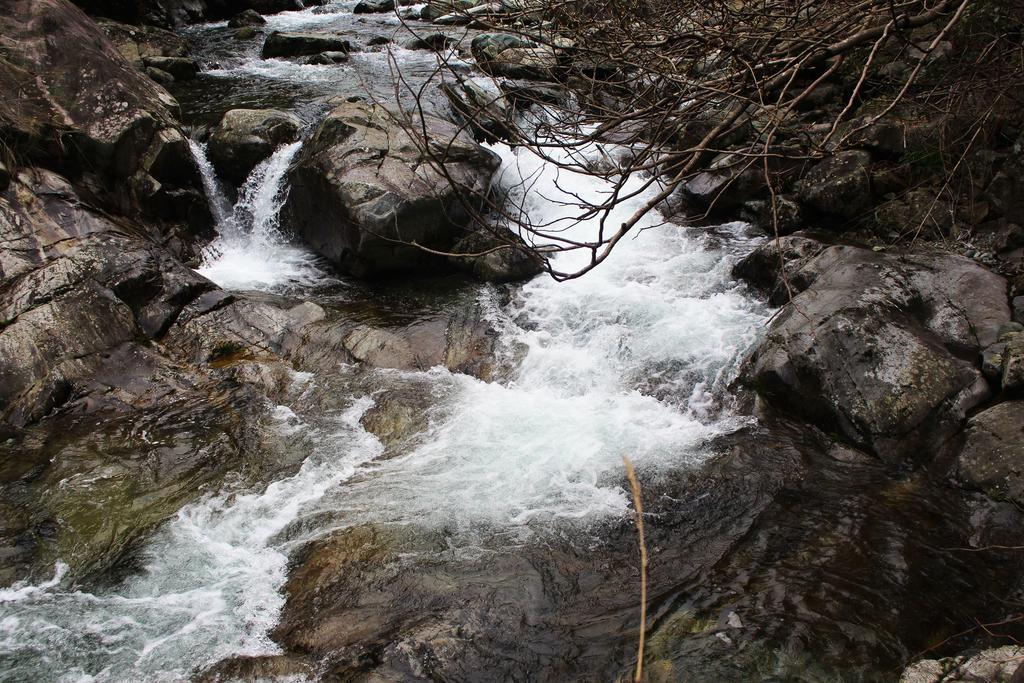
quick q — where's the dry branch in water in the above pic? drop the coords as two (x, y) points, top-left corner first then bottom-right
(623, 456), (648, 683)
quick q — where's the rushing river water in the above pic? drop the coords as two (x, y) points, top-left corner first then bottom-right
(0, 3), (773, 680)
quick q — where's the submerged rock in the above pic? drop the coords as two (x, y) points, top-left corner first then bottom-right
(207, 108), (301, 185)
(282, 100), (500, 277)
(741, 244), (1009, 463)
(305, 50), (350, 65)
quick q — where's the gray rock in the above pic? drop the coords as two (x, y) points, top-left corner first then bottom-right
(208, 108), (301, 185)
(97, 19), (189, 67)
(998, 322), (1024, 340)
(442, 78), (513, 143)
(404, 32), (456, 50)
(422, 0), (476, 20)
(1013, 295), (1024, 324)
(448, 229), (544, 283)
(740, 195), (804, 235)
(262, 31), (354, 58)
(731, 234), (827, 306)
(143, 55), (200, 80)
(282, 100), (500, 277)
(981, 342), (1007, 383)
(742, 245), (1010, 463)
(145, 66), (176, 85)
(354, 0), (394, 12)
(227, 8), (266, 26)
(73, 0), (207, 28)
(1002, 333), (1024, 392)
(795, 150), (874, 223)
(956, 401), (1024, 506)
(470, 33), (557, 80)
(0, 0), (208, 230)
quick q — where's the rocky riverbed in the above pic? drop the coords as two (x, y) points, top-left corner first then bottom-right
(1, 0), (1023, 681)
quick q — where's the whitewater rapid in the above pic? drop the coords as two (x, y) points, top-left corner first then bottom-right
(0, 6), (769, 680)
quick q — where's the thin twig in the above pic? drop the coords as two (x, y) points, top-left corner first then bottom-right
(624, 456), (648, 683)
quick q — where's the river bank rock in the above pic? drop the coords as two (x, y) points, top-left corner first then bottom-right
(0, 0), (210, 237)
(955, 400), (1024, 506)
(282, 100), (501, 277)
(262, 31), (354, 58)
(794, 150), (874, 223)
(739, 240), (1010, 463)
(900, 646), (1024, 682)
(207, 108), (301, 185)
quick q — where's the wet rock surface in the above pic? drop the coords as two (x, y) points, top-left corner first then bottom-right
(900, 645), (1024, 682)
(262, 30), (355, 58)
(269, 418), (1024, 681)
(207, 108), (302, 185)
(283, 99), (501, 277)
(740, 240), (1009, 463)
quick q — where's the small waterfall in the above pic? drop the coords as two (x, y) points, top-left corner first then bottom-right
(188, 139), (232, 226)
(189, 140), (326, 292)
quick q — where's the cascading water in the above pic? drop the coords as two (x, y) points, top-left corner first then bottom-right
(289, 140), (769, 534)
(190, 140), (327, 292)
(0, 3), (770, 678)
(0, 396), (379, 682)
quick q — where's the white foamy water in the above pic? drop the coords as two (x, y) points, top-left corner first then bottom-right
(1, 44), (768, 680)
(302, 140), (768, 534)
(191, 140), (327, 291)
(0, 398), (378, 682)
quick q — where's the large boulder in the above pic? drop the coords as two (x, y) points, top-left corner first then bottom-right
(354, 0), (395, 13)
(207, 108), (301, 185)
(282, 100), (501, 277)
(0, 0), (210, 234)
(795, 150), (874, 223)
(72, 0), (207, 28)
(740, 242), (1010, 463)
(262, 31), (354, 58)
(955, 401), (1024, 506)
